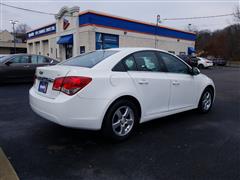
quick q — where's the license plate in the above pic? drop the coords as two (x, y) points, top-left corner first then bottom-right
(38, 81), (48, 93)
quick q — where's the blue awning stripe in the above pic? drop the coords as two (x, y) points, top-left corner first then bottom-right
(57, 34), (73, 44)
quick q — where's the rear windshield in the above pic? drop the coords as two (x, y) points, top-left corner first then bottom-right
(60, 50), (119, 68)
(0, 55), (12, 63)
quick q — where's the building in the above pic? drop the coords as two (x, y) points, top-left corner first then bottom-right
(26, 6), (196, 61)
(0, 30), (27, 54)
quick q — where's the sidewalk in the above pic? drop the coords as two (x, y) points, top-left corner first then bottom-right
(0, 148), (19, 180)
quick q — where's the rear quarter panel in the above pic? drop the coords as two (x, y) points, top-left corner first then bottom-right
(71, 69), (144, 124)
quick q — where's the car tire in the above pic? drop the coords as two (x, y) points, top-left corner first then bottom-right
(102, 99), (139, 141)
(198, 88), (213, 113)
(198, 64), (204, 69)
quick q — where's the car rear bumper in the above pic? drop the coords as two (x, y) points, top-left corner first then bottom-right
(29, 88), (109, 130)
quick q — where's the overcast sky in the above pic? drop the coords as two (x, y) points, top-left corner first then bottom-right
(1, 0), (239, 32)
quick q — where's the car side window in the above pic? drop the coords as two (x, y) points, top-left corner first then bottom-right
(133, 51), (162, 72)
(11, 56), (30, 63)
(159, 52), (190, 74)
(31, 55), (38, 64)
(122, 55), (137, 71)
(38, 56), (49, 64)
(112, 61), (126, 71)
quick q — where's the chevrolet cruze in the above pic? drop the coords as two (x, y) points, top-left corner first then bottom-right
(29, 48), (215, 141)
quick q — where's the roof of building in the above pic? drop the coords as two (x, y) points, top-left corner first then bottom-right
(27, 10), (196, 41)
(80, 10), (195, 35)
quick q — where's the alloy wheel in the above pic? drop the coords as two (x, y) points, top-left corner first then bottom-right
(112, 106), (134, 136)
(202, 91), (212, 111)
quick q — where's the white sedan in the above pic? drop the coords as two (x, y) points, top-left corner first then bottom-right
(197, 57), (214, 69)
(29, 48), (215, 141)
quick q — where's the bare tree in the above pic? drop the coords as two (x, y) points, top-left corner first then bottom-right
(15, 23), (31, 34)
(234, 5), (240, 22)
(196, 24), (240, 61)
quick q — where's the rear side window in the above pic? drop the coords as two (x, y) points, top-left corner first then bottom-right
(112, 61), (126, 72)
(38, 56), (49, 63)
(122, 55), (137, 71)
(31, 55), (38, 64)
(133, 51), (162, 72)
(61, 50), (119, 68)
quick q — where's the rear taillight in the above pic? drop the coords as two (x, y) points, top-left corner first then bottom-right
(52, 76), (92, 95)
(52, 77), (64, 91)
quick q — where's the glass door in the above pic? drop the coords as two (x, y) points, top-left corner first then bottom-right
(65, 44), (73, 59)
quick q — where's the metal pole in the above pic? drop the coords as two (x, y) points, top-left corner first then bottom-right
(13, 23), (16, 54)
(155, 15), (160, 48)
(9, 20), (18, 54)
(188, 23), (192, 32)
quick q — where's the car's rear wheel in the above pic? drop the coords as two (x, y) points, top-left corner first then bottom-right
(102, 99), (139, 141)
(198, 88), (213, 113)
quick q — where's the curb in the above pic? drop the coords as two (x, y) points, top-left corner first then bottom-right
(0, 148), (19, 180)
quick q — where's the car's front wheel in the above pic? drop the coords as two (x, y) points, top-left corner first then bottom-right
(102, 99), (139, 141)
(198, 64), (204, 69)
(198, 88), (213, 113)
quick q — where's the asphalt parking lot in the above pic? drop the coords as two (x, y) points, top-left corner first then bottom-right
(0, 66), (239, 180)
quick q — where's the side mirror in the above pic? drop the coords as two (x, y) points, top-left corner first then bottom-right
(191, 67), (200, 75)
(5, 61), (13, 66)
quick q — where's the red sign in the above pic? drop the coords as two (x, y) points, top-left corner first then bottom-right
(63, 18), (70, 30)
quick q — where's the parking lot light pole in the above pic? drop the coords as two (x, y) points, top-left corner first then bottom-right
(9, 20), (18, 54)
(188, 23), (192, 32)
(155, 15), (161, 48)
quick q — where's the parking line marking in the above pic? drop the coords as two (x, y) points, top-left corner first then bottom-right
(0, 148), (19, 180)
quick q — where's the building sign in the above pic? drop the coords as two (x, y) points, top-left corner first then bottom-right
(27, 24), (56, 39)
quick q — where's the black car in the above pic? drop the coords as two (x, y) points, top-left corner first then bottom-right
(0, 54), (58, 83)
(177, 55), (199, 67)
(212, 58), (227, 66)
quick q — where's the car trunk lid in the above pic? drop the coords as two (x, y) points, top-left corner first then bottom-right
(34, 65), (89, 99)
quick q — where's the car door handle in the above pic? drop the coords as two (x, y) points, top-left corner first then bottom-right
(138, 80), (149, 85)
(23, 65), (30, 68)
(172, 81), (180, 86)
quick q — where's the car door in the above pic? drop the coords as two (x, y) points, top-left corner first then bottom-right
(158, 52), (195, 110)
(29, 55), (39, 77)
(125, 51), (171, 117)
(3, 55), (31, 81)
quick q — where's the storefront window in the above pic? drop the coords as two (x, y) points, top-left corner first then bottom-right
(96, 32), (119, 50)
